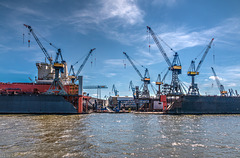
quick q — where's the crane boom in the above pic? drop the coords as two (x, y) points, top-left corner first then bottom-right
(196, 38), (214, 72)
(23, 24), (53, 64)
(123, 52), (144, 79)
(211, 67), (227, 96)
(147, 26), (172, 67)
(75, 48), (96, 77)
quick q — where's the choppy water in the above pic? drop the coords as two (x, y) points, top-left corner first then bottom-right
(0, 113), (240, 158)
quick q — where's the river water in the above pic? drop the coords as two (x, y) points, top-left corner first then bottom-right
(0, 113), (239, 157)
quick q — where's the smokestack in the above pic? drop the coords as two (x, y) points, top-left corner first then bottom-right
(78, 76), (83, 95)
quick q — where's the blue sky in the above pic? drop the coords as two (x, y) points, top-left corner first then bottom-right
(0, 0), (240, 98)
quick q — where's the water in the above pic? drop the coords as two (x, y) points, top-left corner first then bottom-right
(0, 113), (240, 157)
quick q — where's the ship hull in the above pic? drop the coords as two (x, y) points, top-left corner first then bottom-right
(167, 95), (240, 114)
(0, 95), (78, 114)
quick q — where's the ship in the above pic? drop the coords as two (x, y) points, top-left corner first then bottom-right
(129, 94), (240, 114)
(0, 94), (77, 114)
(0, 24), (93, 114)
(165, 95), (240, 114)
(0, 81), (91, 114)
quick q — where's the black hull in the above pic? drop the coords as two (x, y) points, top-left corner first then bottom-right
(167, 95), (240, 114)
(0, 95), (78, 114)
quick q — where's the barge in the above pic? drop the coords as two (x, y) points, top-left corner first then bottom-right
(166, 95), (240, 114)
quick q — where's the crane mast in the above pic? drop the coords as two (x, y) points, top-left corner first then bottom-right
(156, 74), (162, 97)
(187, 38), (214, 95)
(211, 67), (228, 96)
(147, 26), (182, 95)
(123, 52), (150, 98)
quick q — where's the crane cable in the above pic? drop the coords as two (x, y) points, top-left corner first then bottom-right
(194, 44), (207, 61)
(213, 43), (215, 65)
(147, 30), (151, 53)
(22, 25), (25, 44)
(126, 54), (147, 69)
(72, 53), (89, 66)
(34, 30), (59, 50)
(157, 35), (177, 54)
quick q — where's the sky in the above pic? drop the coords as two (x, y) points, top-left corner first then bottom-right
(0, 0), (240, 98)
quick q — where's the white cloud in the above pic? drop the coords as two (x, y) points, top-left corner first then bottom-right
(104, 59), (125, 66)
(100, 0), (144, 25)
(147, 17), (240, 53)
(209, 75), (223, 81)
(105, 73), (117, 77)
(137, 17), (240, 66)
(68, 0), (144, 30)
(0, 2), (42, 16)
(226, 83), (237, 87)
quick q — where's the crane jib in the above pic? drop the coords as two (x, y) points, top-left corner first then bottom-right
(23, 24), (53, 64)
(147, 26), (172, 67)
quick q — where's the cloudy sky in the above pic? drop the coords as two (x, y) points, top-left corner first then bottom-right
(0, 0), (240, 97)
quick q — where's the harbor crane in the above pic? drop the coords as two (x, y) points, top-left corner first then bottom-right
(112, 84), (119, 96)
(147, 26), (182, 95)
(229, 89), (235, 96)
(47, 56), (66, 94)
(211, 67), (228, 96)
(69, 48), (96, 83)
(83, 85), (108, 99)
(129, 81), (136, 98)
(47, 47), (67, 94)
(123, 52), (150, 98)
(187, 38), (214, 95)
(24, 24), (53, 65)
(24, 24), (66, 94)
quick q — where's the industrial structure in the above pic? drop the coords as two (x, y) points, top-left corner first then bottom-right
(24, 24), (69, 94)
(1, 23), (240, 114)
(211, 67), (228, 96)
(147, 26), (183, 95)
(83, 85), (108, 99)
(155, 74), (162, 97)
(129, 81), (136, 98)
(123, 52), (150, 98)
(187, 38), (214, 95)
(112, 84), (119, 96)
(69, 48), (96, 83)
